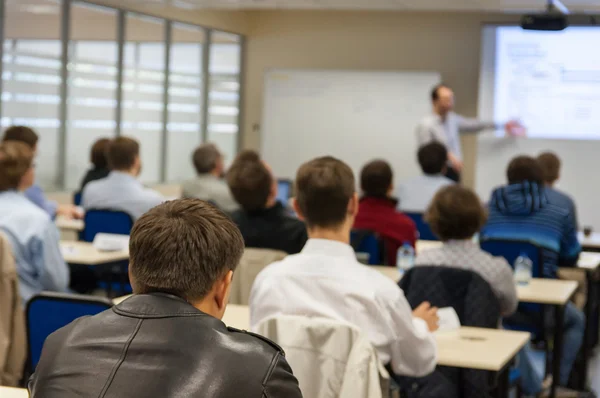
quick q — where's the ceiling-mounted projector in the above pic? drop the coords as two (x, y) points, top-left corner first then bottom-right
(521, 0), (569, 31)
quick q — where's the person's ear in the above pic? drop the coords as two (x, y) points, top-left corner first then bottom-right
(348, 192), (359, 217)
(292, 198), (306, 222)
(214, 270), (233, 318)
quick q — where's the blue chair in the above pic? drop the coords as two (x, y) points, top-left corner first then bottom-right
(81, 209), (134, 243)
(277, 179), (293, 205)
(73, 191), (82, 206)
(350, 229), (387, 265)
(405, 212), (438, 241)
(26, 292), (112, 371)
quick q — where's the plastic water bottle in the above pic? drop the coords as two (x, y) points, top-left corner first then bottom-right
(396, 243), (415, 277)
(514, 253), (533, 286)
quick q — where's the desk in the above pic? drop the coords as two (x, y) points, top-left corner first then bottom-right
(113, 295), (131, 305)
(517, 278), (577, 398)
(578, 232), (600, 251)
(223, 304), (250, 330)
(0, 387), (28, 398)
(61, 241), (129, 265)
(56, 216), (84, 232)
(416, 240), (442, 253)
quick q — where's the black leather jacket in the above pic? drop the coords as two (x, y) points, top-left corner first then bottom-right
(29, 293), (303, 398)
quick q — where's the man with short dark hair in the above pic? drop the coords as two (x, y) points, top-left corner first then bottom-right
(182, 143), (238, 213)
(82, 137), (163, 220)
(0, 141), (69, 303)
(481, 155), (583, 389)
(354, 159), (417, 265)
(537, 151), (578, 229)
(251, 156), (438, 379)
(416, 84), (523, 182)
(397, 142), (454, 213)
(227, 150), (307, 254)
(29, 199), (302, 398)
(2, 126), (80, 219)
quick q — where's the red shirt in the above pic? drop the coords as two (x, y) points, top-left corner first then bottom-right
(353, 196), (418, 265)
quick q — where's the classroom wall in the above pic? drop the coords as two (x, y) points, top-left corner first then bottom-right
(242, 10), (519, 187)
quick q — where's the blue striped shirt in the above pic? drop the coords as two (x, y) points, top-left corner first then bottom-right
(481, 182), (580, 278)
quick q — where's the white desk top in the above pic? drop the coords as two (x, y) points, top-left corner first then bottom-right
(113, 295), (131, 305)
(435, 327), (530, 371)
(61, 241), (129, 265)
(578, 251), (600, 270)
(516, 278), (577, 305)
(416, 240), (442, 253)
(579, 231), (600, 249)
(223, 304), (250, 330)
(0, 386), (28, 398)
(55, 216), (84, 232)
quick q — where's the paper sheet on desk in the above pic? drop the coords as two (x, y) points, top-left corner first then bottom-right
(60, 246), (78, 256)
(437, 307), (461, 332)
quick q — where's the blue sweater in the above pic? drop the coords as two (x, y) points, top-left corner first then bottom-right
(481, 182), (580, 278)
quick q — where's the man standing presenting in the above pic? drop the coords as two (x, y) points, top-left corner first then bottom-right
(416, 84), (524, 182)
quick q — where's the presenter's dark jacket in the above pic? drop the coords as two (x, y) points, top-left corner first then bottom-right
(231, 202), (308, 254)
(28, 293), (303, 398)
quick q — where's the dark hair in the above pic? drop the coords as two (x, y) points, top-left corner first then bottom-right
(537, 152), (560, 184)
(192, 143), (221, 175)
(90, 138), (110, 169)
(107, 137), (139, 171)
(431, 84), (450, 102)
(295, 156), (355, 229)
(2, 126), (39, 149)
(129, 199), (244, 302)
(226, 150), (272, 212)
(425, 185), (487, 241)
(360, 159), (393, 197)
(0, 141), (34, 191)
(418, 142), (448, 175)
(507, 156), (543, 185)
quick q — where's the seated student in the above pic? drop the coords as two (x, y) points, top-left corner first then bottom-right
(354, 159), (417, 265)
(3, 126), (80, 219)
(0, 141), (69, 304)
(537, 151), (578, 229)
(397, 142), (454, 213)
(82, 137), (164, 221)
(182, 143), (239, 213)
(416, 185), (517, 315)
(29, 199), (302, 398)
(250, 156), (438, 378)
(481, 156), (583, 389)
(227, 150), (307, 254)
(79, 138), (111, 192)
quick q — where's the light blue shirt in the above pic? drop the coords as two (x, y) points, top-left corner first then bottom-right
(0, 191), (69, 303)
(416, 112), (496, 160)
(24, 184), (58, 219)
(82, 171), (164, 220)
(397, 174), (454, 213)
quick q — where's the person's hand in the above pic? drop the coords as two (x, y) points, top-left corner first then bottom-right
(504, 120), (527, 137)
(57, 204), (84, 220)
(412, 301), (440, 332)
(447, 152), (464, 173)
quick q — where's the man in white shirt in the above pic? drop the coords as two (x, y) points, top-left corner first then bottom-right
(250, 156), (438, 378)
(82, 137), (164, 220)
(397, 142), (454, 213)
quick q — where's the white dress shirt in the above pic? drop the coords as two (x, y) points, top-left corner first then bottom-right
(250, 238), (437, 377)
(397, 174), (454, 213)
(82, 171), (164, 220)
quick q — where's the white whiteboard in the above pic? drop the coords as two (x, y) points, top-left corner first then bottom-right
(261, 69), (441, 191)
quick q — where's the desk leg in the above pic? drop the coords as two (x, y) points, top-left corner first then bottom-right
(577, 270), (594, 390)
(494, 368), (510, 398)
(551, 305), (565, 398)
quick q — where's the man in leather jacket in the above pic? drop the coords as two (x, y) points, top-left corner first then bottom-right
(29, 198), (303, 398)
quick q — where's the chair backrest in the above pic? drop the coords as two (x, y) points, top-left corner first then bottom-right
(73, 191), (82, 206)
(404, 212), (437, 241)
(82, 209), (134, 242)
(350, 229), (387, 265)
(229, 248), (287, 305)
(257, 315), (389, 398)
(26, 292), (112, 371)
(276, 179), (292, 205)
(479, 238), (544, 278)
(0, 232), (26, 387)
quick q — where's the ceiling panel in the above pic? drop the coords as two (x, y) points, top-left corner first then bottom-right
(110, 0), (600, 12)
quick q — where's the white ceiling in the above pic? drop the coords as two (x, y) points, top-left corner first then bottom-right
(116, 0), (600, 12)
